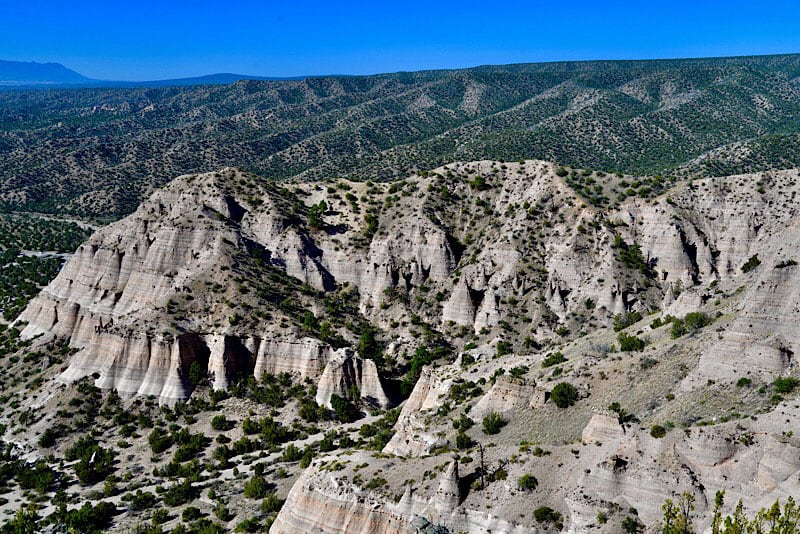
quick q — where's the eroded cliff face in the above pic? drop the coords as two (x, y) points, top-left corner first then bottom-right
(272, 452), (533, 534)
(15, 161), (800, 532)
(18, 161), (662, 403)
(20, 164), (800, 394)
(275, 326), (800, 534)
(315, 348), (391, 409)
(17, 169), (367, 403)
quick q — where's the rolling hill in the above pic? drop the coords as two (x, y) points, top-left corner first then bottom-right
(1, 53), (800, 218)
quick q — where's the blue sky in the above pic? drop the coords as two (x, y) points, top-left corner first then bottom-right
(2, 0), (800, 80)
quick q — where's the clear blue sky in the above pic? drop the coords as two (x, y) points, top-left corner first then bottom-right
(2, 0), (800, 80)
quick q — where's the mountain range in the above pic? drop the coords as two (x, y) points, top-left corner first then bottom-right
(0, 58), (297, 88)
(2, 53), (800, 218)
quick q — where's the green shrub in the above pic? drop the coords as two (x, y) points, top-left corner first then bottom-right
(127, 490), (157, 511)
(182, 506), (202, 522)
(152, 508), (169, 524)
(613, 311), (642, 331)
(210, 415), (234, 432)
(244, 475), (272, 499)
(489, 468), (507, 481)
(51, 501), (117, 533)
(260, 492), (284, 513)
(281, 444), (303, 462)
(456, 431), (474, 450)
(38, 428), (59, 448)
(509, 365), (529, 378)
(162, 478), (197, 506)
(684, 312), (712, 331)
(482, 412), (508, 435)
(213, 503), (231, 521)
(13, 461), (57, 494)
(330, 394), (360, 423)
(614, 237), (653, 276)
(618, 332), (646, 352)
(365, 477), (388, 489)
(469, 176), (490, 191)
(496, 341), (512, 357)
(736, 377), (752, 388)
(534, 506), (563, 527)
(299, 450), (314, 468)
(517, 474), (538, 490)
(741, 254), (761, 273)
(622, 515), (643, 533)
(453, 414), (474, 431)
(148, 428), (174, 454)
(235, 517), (262, 533)
(670, 318), (687, 338)
(308, 200), (326, 229)
(550, 382), (579, 408)
(66, 437), (115, 486)
(773, 376), (799, 394)
(650, 425), (667, 438)
(173, 432), (208, 463)
(542, 352), (566, 368)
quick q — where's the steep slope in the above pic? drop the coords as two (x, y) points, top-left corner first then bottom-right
(16, 161), (669, 403)
(271, 166), (800, 532)
(6, 161), (800, 532)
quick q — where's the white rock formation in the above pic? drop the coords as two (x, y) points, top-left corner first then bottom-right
(314, 349), (391, 409)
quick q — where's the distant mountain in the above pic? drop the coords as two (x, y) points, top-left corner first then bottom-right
(0, 59), (91, 84)
(0, 59), (302, 88)
(106, 72), (306, 88)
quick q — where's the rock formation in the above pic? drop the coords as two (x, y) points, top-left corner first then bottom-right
(383, 367), (453, 457)
(581, 412), (625, 445)
(470, 375), (537, 418)
(314, 349), (391, 409)
(11, 161), (800, 532)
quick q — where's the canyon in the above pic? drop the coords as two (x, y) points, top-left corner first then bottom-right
(2, 159), (799, 531)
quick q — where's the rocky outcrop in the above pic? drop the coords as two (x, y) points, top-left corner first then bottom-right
(59, 332), (204, 404)
(347, 221), (458, 312)
(442, 280), (477, 326)
(273, 453), (534, 534)
(687, 260), (800, 387)
(471, 375), (537, 418)
(252, 336), (330, 378)
(431, 458), (461, 515)
(270, 461), (412, 534)
(315, 349), (391, 409)
(16, 161), (800, 532)
(16, 169), (353, 403)
(383, 367), (453, 457)
(581, 412), (625, 445)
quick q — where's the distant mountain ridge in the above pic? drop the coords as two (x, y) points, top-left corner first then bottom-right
(0, 59), (90, 84)
(0, 59), (301, 88)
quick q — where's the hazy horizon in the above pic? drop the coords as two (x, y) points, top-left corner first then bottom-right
(3, 0), (800, 81)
